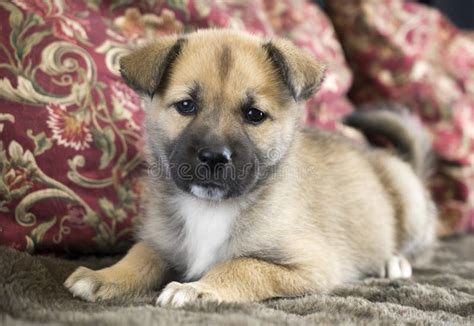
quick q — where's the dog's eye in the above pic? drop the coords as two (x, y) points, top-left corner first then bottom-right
(244, 107), (266, 124)
(175, 100), (196, 115)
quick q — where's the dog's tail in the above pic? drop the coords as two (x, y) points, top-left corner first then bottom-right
(344, 103), (435, 180)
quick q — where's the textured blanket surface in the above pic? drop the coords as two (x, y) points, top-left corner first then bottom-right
(1, 236), (473, 325)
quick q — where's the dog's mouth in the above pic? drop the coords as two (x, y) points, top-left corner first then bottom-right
(189, 182), (228, 200)
(165, 138), (261, 201)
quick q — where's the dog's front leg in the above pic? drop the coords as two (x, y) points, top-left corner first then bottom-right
(65, 242), (166, 302)
(156, 257), (316, 307)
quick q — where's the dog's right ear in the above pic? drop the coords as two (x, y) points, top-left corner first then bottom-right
(263, 38), (325, 101)
(119, 36), (185, 97)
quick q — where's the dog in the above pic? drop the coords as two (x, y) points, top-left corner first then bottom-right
(64, 29), (437, 307)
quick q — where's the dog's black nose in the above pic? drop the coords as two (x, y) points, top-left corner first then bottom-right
(198, 147), (231, 167)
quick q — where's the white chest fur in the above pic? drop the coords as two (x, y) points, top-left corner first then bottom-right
(175, 194), (241, 280)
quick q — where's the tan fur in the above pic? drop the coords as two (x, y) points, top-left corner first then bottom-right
(65, 29), (436, 306)
(197, 257), (316, 302)
(64, 242), (165, 301)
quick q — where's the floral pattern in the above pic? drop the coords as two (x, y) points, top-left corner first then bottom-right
(327, 0), (474, 234)
(0, 0), (144, 254)
(12, 0), (90, 44)
(46, 103), (93, 151)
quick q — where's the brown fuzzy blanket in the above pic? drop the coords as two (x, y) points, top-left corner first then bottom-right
(1, 236), (473, 325)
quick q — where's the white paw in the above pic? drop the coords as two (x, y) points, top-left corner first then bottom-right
(64, 267), (104, 301)
(64, 266), (135, 302)
(156, 281), (219, 308)
(69, 278), (98, 301)
(380, 255), (412, 279)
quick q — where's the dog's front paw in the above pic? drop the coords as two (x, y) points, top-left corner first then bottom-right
(64, 266), (135, 302)
(156, 281), (220, 308)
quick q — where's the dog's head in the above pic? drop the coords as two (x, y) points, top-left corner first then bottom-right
(120, 30), (325, 200)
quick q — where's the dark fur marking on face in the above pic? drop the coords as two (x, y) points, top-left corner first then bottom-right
(219, 46), (233, 81)
(262, 42), (296, 100)
(189, 81), (202, 101)
(240, 93), (255, 110)
(165, 117), (261, 199)
(153, 37), (187, 97)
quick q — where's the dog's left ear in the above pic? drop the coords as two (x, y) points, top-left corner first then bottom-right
(119, 35), (185, 97)
(263, 39), (326, 101)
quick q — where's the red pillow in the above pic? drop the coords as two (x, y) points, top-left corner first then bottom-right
(327, 0), (474, 235)
(0, 0), (147, 254)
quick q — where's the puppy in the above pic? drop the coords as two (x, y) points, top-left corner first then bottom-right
(64, 29), (437, 307)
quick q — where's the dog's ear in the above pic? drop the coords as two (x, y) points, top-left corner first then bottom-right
(119, 36), (185, 97)
(263, 39), (325, 101)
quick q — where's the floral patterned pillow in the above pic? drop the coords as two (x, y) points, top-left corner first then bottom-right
(0, 0), (353, 253)
(0, 1), (148, 254)
(327, 0), (474, 235)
